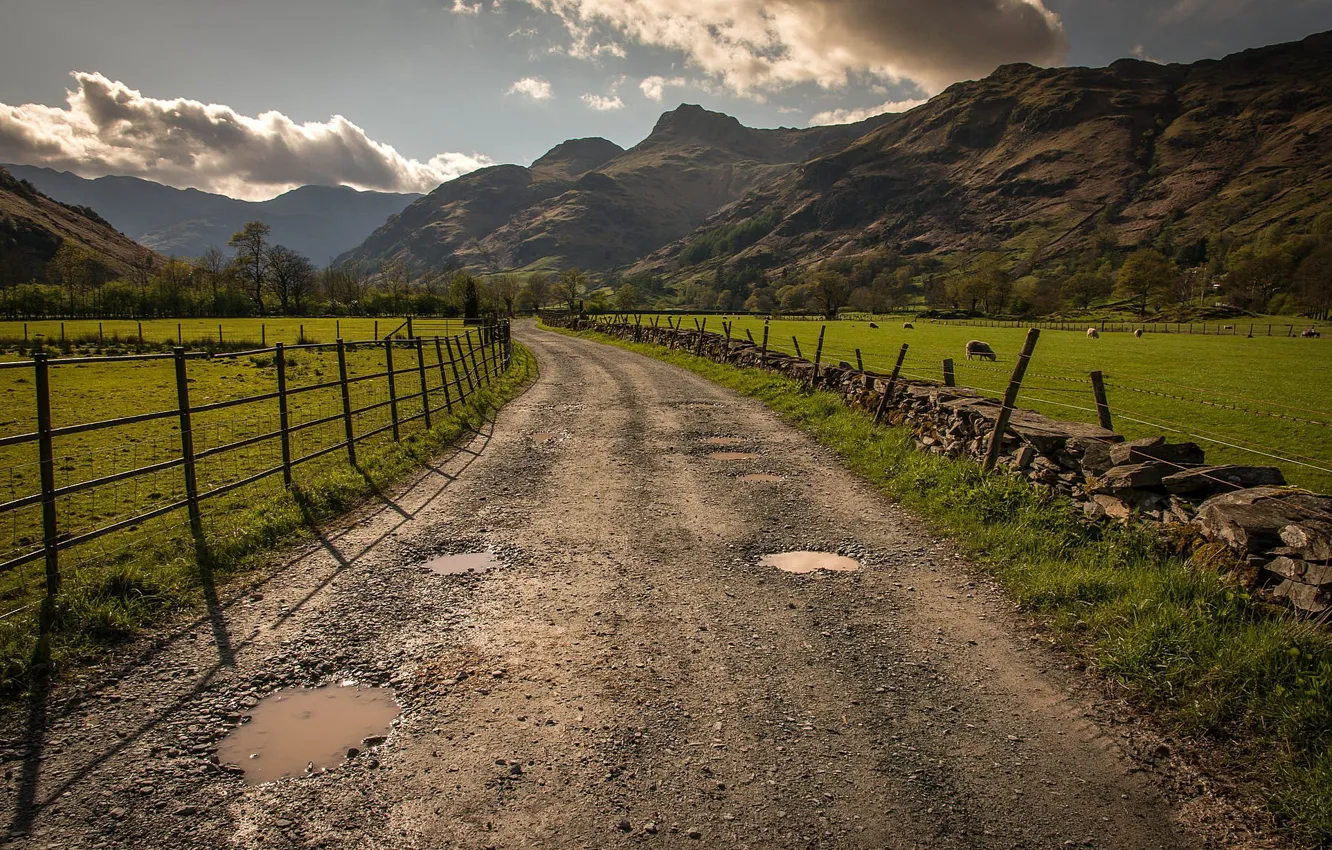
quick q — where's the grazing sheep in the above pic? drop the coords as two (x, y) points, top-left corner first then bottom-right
(1303, 328), (1322, 338)
(1133, 329), (1143, 338)
(966, 340), (997, 361)
(903, 322), (914, 330)
(1086, 328), (1100, 339)
(1223, 325), (1235, 331)
(868, 322), (879, 329)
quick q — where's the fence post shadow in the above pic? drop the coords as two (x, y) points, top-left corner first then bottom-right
(9, 636), (53, 837)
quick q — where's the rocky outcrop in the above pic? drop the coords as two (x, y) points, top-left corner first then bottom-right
(553, 314), (1330, 618)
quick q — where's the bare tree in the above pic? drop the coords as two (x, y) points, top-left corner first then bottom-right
(267, 245), (316, 314)
(229, 221), (271, 314)
(490, 274), (521, 315)
(557, 268), (587, 312)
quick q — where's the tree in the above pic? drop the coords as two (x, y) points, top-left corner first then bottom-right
(198, 247), (229, 313)
(1061, 271), (1111, 310)
(1115, 249), (1175, 317)
(463, 275), (481, 320)
(229, 221), (271, 315)
(267, 245), (316, 314)
(490, 274), (521, 315)
(808, 268), (851, 318)
(50, 243), (96, 314)
(1294, 244), (1332, 320)
(557, 268), (587, 312)
(614, 283), (640, 312)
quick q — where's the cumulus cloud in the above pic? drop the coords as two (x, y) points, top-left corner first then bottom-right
(580, 93), (625, 111)
(517, 0), (1068, 96)
(508, 76), (554, 99)
(809, 97), (929, 126)
(639, 75), (686, 101)
(0, 72), (490, 201)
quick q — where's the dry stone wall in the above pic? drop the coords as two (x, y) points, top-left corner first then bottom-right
(550, 315), (1332, 617)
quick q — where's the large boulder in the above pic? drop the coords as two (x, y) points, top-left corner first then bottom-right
(1089, 462), (1173, 494)
(1161, 465), (1286, 497)
(1110, 438), (1205, 468)
(1195, 487), (1332, 556)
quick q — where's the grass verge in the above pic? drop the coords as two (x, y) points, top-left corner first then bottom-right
(544, 323), (1332, 846)
(0, 343), (536, 696)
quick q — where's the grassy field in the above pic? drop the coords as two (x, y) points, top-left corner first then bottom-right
(642, 314), (1332, 493)
(549, 322), (1332, 844)
(0, 331), (521, 692)
(0, 317), (469, 349)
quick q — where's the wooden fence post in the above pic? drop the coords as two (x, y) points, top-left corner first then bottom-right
(262, 324), (266, 346)
(275, 343), (292, 487)
(33, 353), (60, 610)
(745, 329), (755, 344)
(337, 339), (357, 466)
(792, 336), (803, 359)
(855, 349), (864, 372)
(812, 325), (826, 383)
(177, 323), (182, 345)
(416, 337), (432, 429)
(407, 316), (414, 339)
(983, 328), (1040, 473)
(873, 344), (909, 425)
(218, 324), (223, 345)
(761, 322), (769, 359)
(374, 320), (379, 340)
(1089, 370), (1112, 431)
(943, 358), (955, 387)
(173, 347), (206, 560)
(137, 321), (143, 345)
(435, 337), (453, 412)
(385, 340), (400, 441)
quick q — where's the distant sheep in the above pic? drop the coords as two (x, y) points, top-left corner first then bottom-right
(1303, 328), (1322, 339)
(1133, 329), (1143, 338)
(1086, 328), (1100, 339)
(868, 322), (879, 329)
(903, 322), (914, 330)
(1223, 325), (1235, 331)
(966, 340), (997, 361)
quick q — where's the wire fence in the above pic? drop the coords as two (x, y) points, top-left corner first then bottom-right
(0, 317), (473, 350)
(0, 320), (512, 639)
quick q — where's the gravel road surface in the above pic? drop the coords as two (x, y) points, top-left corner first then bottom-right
(0, 324), (1265, 849)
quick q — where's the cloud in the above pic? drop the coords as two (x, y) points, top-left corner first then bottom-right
(580, 93), (625, 111)
(451, 0), (483, 12)
(508, 76), (554, 100)
(639, 75), (686, 101)
(0, 72), (490, 201)
(809, 98), (929, 126)
(517, 0), (1068, 96)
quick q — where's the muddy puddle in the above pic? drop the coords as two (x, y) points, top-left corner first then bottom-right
(739, 474), (784, 483)
(218, 686), (398, 784)
(709, 452), (761, 461)
(701, 436), (745, 447)
(421, 551), (501, 575)
(760, 551), (860, 574)
(529, 432), (560, 442)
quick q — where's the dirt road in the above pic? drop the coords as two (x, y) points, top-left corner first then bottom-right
(1, 324), (1259, 848)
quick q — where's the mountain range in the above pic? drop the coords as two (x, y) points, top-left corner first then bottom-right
(1, 165), (420, 263)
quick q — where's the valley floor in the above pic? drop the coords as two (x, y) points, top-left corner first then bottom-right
(0, 323), (1274, 848)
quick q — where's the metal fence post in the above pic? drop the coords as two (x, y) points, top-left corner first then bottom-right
(33, 353), (59, 607)
(983, 328), (1040, 472)
(465, 331), (485, 388)
(1090, 370), (1113, 431)
(337, 339), (357, 466)
(415, 337), (432, 429)
(874, 344), (909, 425)
(275, 342), (292, 487)
(173, 347), (206, 559)
(435, 336), (453, 413)
(385, 340), (400, 441)
(448, 334), (472, 399)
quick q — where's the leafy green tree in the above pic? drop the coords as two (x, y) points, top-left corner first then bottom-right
(1061, 271), (1112, 310)
(557, 268), (587, 312)
(1294, 244), (1332, 320)
(808, 268), (851, 318)
(614, 283), (640, 312)
(1115, 249), (1175, 317)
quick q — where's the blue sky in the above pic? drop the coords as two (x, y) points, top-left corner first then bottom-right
(2, 0), (1330, 199)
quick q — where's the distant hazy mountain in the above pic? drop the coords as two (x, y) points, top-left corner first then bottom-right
(2, 165), (421, 263)
(0, 166), (163, 281)
(338, 106), (894, 272)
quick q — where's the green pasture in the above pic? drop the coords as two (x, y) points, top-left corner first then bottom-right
(646, 315), (1332, 492)
(0, 317), (470, 349)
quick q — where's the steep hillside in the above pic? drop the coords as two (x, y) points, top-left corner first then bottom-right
(2, 166), (420, 262)
(0, 166), (161, 282)
(339, 108), (894, 271)
(632, 31), (1332, 282)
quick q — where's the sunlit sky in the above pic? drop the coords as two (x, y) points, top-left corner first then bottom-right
(2, 0), (1330, 199)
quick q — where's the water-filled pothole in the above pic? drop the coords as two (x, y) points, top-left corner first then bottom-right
(421, 551), (501, 575)
(709, 452), (760, 461)
(739, 474), (784, 484)
(760, 551), (860, 574)
(702, 436), (745, 447)
(217, 686), (398, 784)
